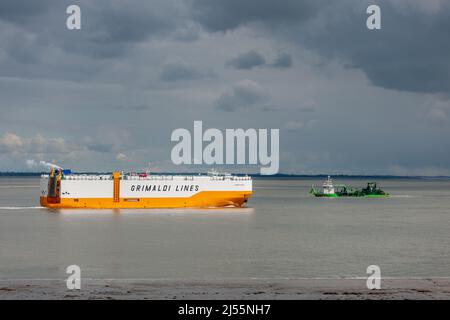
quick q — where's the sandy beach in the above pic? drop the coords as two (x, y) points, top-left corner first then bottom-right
(1, 278), (449, 300)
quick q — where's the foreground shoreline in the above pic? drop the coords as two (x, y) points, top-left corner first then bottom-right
(0, 278), (449, 300)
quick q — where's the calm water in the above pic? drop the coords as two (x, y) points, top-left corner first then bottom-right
(0, 177), (449, 280)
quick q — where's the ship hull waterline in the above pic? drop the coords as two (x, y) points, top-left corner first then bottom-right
(40, 191), (252, 209)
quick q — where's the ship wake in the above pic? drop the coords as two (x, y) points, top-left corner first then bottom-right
(0, 206), (43, 210)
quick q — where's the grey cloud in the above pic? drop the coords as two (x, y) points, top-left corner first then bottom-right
(271, 52), (293, 68)
(1, 0), (450, 174)
(0, 23), (42, 64)
(296, 0), (450, 94)
(172, 21), (202, 42)
(189, 0), (320, 32)
(190, 0), (450, 94)
(216, 79), (270, 111)
(61, 0), (191, 59)
(226, 50), (294, 70)
(425, 108), (449, 125)
(283, 119), (318, 131)
(160, 61), (215, 81)
(115, 105), (149, 111)
(0, 0), (190, 61)
(86, 143), (114, 153)
(82, 1), (182, 44)
(0, 1), (202, 84)
(226, 50), (266, 70)
(3, 0), (448, 93)
(0, 0), (54, 24)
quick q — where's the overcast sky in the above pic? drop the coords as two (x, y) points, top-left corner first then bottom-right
(0, 0), (449, 175)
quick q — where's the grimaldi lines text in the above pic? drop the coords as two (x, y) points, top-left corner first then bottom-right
(40, 169), (252, 209)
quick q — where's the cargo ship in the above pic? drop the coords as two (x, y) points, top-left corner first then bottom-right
(310, 176), (388, 198)
(40, 168), (252, 209)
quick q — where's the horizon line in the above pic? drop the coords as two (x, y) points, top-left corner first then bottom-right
(1, 172), (450, 179)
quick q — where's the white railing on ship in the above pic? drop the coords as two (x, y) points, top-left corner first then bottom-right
(61, 174), (251, 181)
(210, 176), (251, 181)
(64, 175), (111, 180)
(124, 175), (174, 181)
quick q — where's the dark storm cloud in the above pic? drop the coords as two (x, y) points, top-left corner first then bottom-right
(3, 0), (449, 92)
(295, 0), (450, 94)
(271, 52), (293, 69)
(226, 50), (266, 70)
(1, 0), (450, 174)
(0, 0), (190, 61)
(0, 0), (54, 24)
(226, 50), (294, 70)
(189, 0), (450, 94)
(189, 0), (320, 32)
(0, 0), (201, 85)
(79, 1), (184, 46)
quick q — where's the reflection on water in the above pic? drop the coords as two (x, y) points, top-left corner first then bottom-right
(0, 177), (449, 279)
(55, 207), (255, 216)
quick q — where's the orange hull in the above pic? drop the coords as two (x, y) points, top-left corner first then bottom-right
(40, 191), (252, 209)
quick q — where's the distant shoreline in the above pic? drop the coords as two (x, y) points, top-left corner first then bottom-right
(1, 172), (450, 179)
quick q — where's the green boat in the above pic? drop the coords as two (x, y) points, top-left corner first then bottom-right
(358, 182), (389, 197)
(310, 177), (389, 198)
(309, 176), (338, 197)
